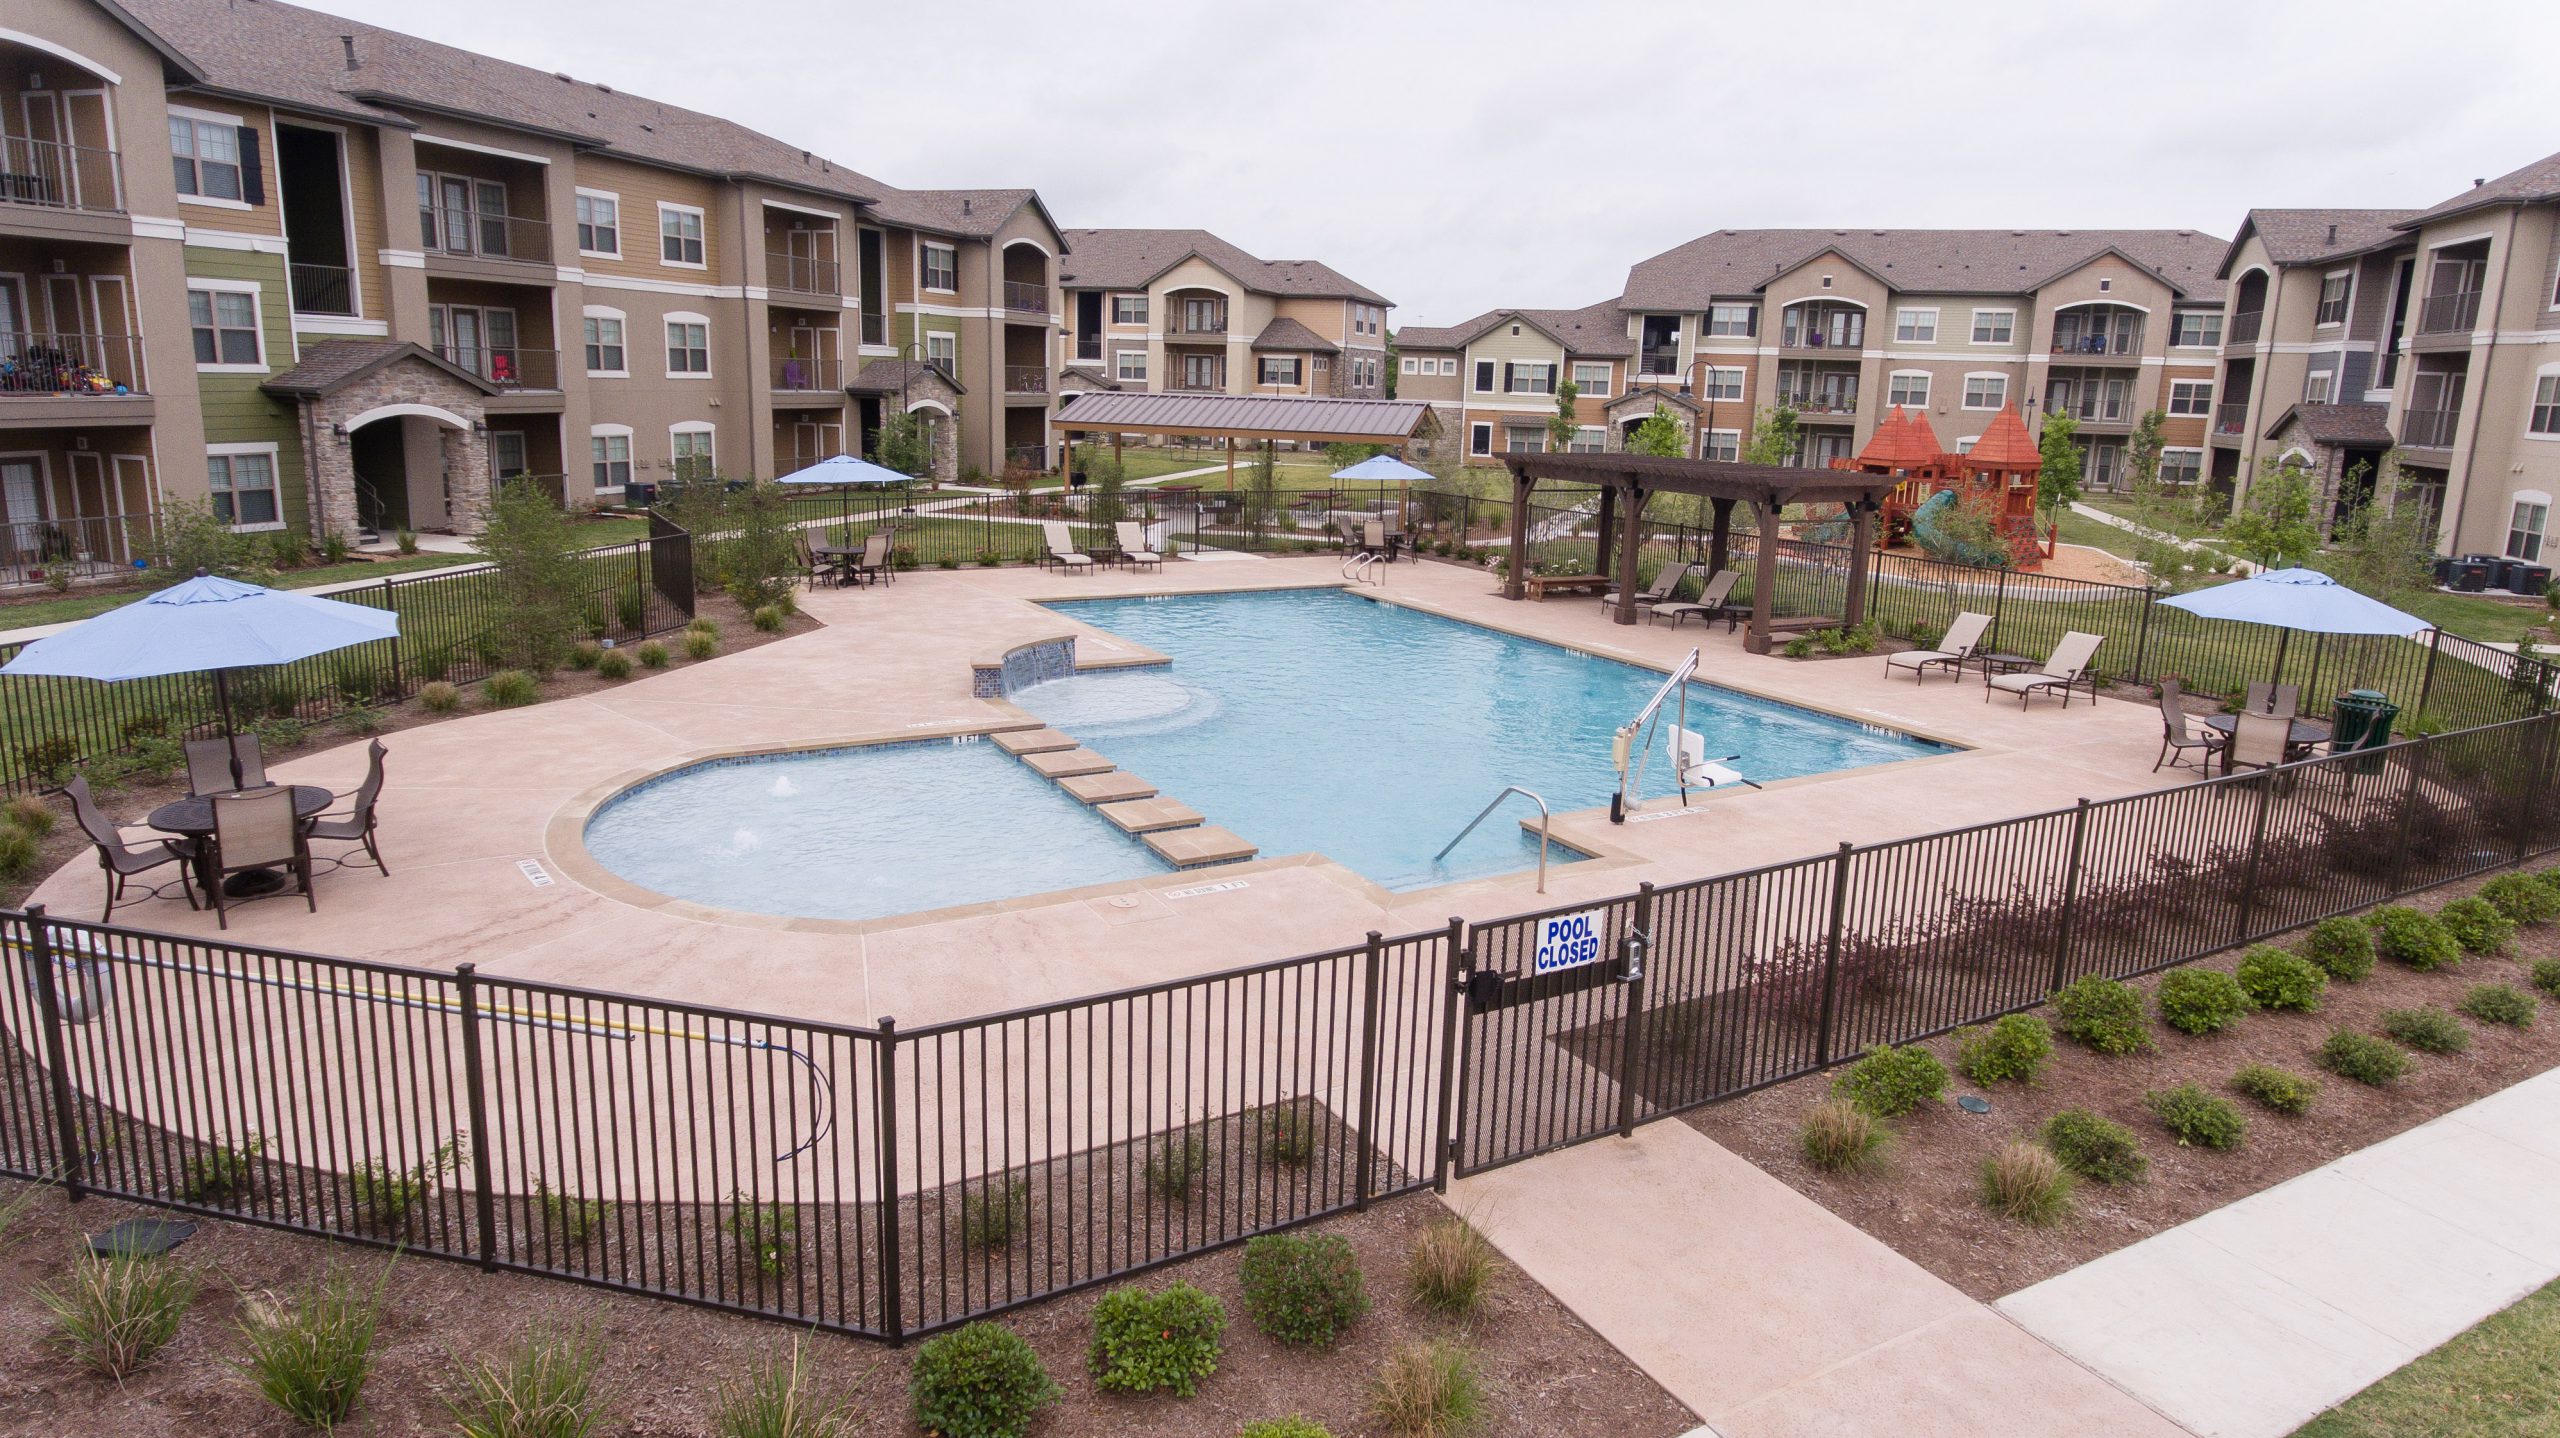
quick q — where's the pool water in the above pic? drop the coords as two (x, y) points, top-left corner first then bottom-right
(1023, 589), (1952, 889)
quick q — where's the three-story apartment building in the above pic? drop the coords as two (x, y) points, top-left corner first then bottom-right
(1055, 229), (1390, 404)
(1390, 302), (1638, 461)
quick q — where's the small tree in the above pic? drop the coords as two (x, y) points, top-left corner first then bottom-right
(1243, 441), (1281, 545)
(472, 479), (589, 674)
(2036, 409), (2084, 521)
(1546, 379), (1583, 455)
(1322, 441), (1385, 473)
(148, 496), (277, 587)
(2122, 409), (2166, 497)
(2328, 455), (2437, 603)
(1740, 404), (1800, 466)
(871, 411), (932, 479)
(1628, 402), (1685, 459)
(2223, 457), (2320, 569)
(721, 482), (802, 611)
(1083, 443), (1128, 530)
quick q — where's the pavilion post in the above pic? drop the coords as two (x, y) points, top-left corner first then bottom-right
(1505, 470), (1531, 601)
(1614, 482), (1646, 627)
(1708, 496), (1734, 576)
(1225, 435), (1235, 491)
(1844, 500), (1875, 628)
(1747, 497), (1781, 654)
(1592, 483), (1617, 591)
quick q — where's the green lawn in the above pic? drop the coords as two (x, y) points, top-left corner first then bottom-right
(2081, 492), (2226, 541)
(0, 549), (490, 633)
(2292, 1276), (2560, 1436)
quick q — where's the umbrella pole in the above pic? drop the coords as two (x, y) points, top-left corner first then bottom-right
(2271, 628), (2291, 699)
(213, 667), (244, 789)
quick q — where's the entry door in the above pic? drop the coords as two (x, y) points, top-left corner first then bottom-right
(42, 273), (86, 340)
(1, 458), (47, 529)
(444, 307), (483, 376)
(63, 91), (118, 209)
(0, 279), (23, 358)
(65, 451), (106, 527)
(110, 455), (150, 559)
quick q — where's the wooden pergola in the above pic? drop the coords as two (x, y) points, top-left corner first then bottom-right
(1497, 452), (1904, 655)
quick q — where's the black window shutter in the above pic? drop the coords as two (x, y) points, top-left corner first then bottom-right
(237, 126), (265, 206)
(1545, 366), (1557, 394)
(1501, 362), (1513, 391)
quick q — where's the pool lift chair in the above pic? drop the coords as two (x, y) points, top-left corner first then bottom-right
(1610, 646), (1761, 824)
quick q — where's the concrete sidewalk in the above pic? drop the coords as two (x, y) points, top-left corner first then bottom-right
(1999, 1065), (2560, 1438)
(1447, 1123), (2187, 1437)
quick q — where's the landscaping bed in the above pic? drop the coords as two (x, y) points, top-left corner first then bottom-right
(1686, 871), (2560, 1301)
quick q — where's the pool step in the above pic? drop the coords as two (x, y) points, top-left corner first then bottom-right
(1142, 825), (1257, 868)
(1097, 797), (1203, 833)
(1021, 747), (1116, 779)
(1059, 771), (1159, 805)
(993, 727), (1079, 756)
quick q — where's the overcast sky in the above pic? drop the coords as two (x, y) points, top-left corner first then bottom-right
(302, 0), (2560, 327)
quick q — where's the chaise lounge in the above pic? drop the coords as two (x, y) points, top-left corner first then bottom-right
(1886, 610), (1992, 684)
(1987, 631), (2104, 708)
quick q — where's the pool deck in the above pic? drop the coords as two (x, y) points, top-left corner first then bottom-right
(34, 554), (2177, 1030)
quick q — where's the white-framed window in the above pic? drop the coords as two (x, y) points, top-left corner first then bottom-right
(1886, 371), (1930, 408)
(1111, 294), (1146, 324)
(1970, 309), (2015, 345)
(657, 203), (706, 267)
(2304, 370), (2334, 404)
(2171, 312), (2223, 348)
(1505, 428), (1545, 454)
(574, 190), (620, 257)
(187, 282), (265, 371)
(1894, 307), (1938, 343)
(590, 425), (633, 492)
(669, 422), (716, 483)
(665, 313), (711, 376)
(1963, 374), (2008, 410)
(2159, 447), (2202, 487)
(2509, 492), (2550, 562)
(1955, 436), (1979, 455)
(2315, 271), (2352, 327)
(168, 112), (246, 203)
(1571, 361), (1612, 396)
(1400, 357), (1418, 375)
(1257, 356), (1301, 386)
(1437, 357), (1456, 376)
(921, 242), (958, 292)
(2168, 379), (2214, 416)
(581, 307), (627, 376)
(204, 443), (283, 530)
(2529, 370), (2560, 436)
(1568, 426), (1607, 453)
(1699, 428), (1740, 461)
(924, 330), (958, 373)
(1469, 422), (1492, 456)
(1115, 349), (1147, 381)
(1506, 362), (1554, 395)
(1700, 366), (1744, 401)
(1706, 303), (1756, 337)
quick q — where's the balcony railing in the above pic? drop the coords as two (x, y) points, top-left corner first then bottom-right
(2227, 310), (2264, 346)
(1168, 319), (1228, 338)
(2402, 407), (2460, 448)
(1170, 379), (1226, 392)
(0, 511), (159, 584)
(1001, 280), (1050, 315)
(1636, 347), (1681, 377)
(433, 344), (559, 391)
(860, 312), (887, 347)
(772, 355), (843, 392)
(1074, 335), (1103, 362)
(1778, 389), (1859, 416)
(1779, 328), (1860, 351)
(1005, 365), (1049, 395)
(0, 135), (124, 215)
(764, 250), (840, 297)
(288, 263), (357, 317)
(1004, 444), (1049, 473)
(2417, 291), (2481, 335)
(0, 333), (146, 396)
(421, 211), (552, 264)
(2213, 401), (2248, 436)
(2046, 398), (2131, 424)
(2050, 330), (2141, 357)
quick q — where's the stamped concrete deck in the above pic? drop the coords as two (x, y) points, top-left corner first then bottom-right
(32, 555), (2173, 1029)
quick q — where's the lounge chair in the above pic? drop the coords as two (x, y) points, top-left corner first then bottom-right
(67, 776), (197, 922)
(2244, 682), (2301, 719)
(1603, 561), (1691, 613)
(184, 734), (266, 796)
(1886, 611), (1992, 685)
(1986, 631), (2104, 708)
(308, 738), (390, 877)
(2153, 678), (2225, 773)
(1651, 571), (1743, 630)
(1040, 520), (1094, 574)
(1114, 521), (1164, 570)
(207, 786), (316, 929)
(2223, 711), (2293, 777)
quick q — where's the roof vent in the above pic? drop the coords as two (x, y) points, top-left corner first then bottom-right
(554, 71), (572, 82)
(340, 34), (358, 71)
(2326, 223), (2338, 244)
(962, 197), (973, 215)
(596, 83), (613, 93)
(2474, 177), (2485, 188)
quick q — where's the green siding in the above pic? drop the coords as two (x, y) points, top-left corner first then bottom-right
(184, 246), (310, 538)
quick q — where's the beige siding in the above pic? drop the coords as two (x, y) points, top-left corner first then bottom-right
(571, 156), (722, 284)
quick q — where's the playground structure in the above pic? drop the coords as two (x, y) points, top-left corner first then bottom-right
(1838, 405), (2052, 570)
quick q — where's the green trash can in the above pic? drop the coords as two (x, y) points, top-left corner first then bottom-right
(2330, 689), (2399, 774)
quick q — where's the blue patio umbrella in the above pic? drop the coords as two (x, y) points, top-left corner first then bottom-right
(779, 452), (915, 531)
(1328, 454), (1433, 483)
(1, 572), (401, 788)
(2158, 566), (2431, 690)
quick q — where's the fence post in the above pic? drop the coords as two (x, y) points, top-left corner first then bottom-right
(632, 539), (647, 635)
(2517, 715), (2560, 864)
(1614, 883), (1655, 1140)
(2234, 771), (2279, 944)
(2413, 634), (2442, 724)
(1354, 931), (1385, 1209)
(381, 578), (404, 698)
(1990, 568), (2009, 649)
(872, 1017), (905, 1342)
(1430, 917), (1466, 1193)
(1815, 843), (1854, 1067)
(2131, 588), (2156, 686)
(2385, 737), (2427, 895)
(2051, 799), (2093, 994)
(24, 906), (86, 1202)
(454, 963), (499, 1272)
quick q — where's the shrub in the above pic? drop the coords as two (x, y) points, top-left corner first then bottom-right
(959, 1178), (1027, 1252)
(1371, 1340), (1483, 1438)
(727, 1195), (798, 1275)
(2053, 975), (2154, 1055)
(5, 794), (55, 837)
(2533, 958), (2560, 999)
(2480, 871), (2560, 926)
(682, 629), (718, 661)
(567, 640), (602, 671)
(2156, 969), (2254, 1036)
(753, 605), (786, 634)
(2039, 1108), (2148, 1185)
(908, 1322), (1057, 1438)
(2235, 946), (2327, 1012)
(1408, 1215), (1493, 1318)
(1146, 1134), (1209, 1199)
(237, 1264), (388, 1428)
(178, 1133), (264, 1204)
(532, 1180), (606, 1247)
(1239, 1233), (1368, 1347)
(338, 707), (385, 738)
(687, 616), (719, 637)
(37, 1254), (198, 1377)
(1799, 1098), (1889, 1175)
(447, 1324), (606, 1438)
(1241, 1420), (1334, 1438)
(255, 715), (309, 752)
(1088, 1281), (1226, 1396)
(1955, 1013), (2054, 1085)
(2436, 897), (2517, 956)
(1979, 1140), (2075, 1225)
(635, 641), (670, 670)
(349, 1137), (462, 1226)
(1259, 1102), (1317, 1166)
(712, 1336), (847, 1438)
(18, 735), (80, 783)
(1830, 1043), (1948, 1117)
(595, 650), (633, 681)
(2369, 905), (2462, 972)
(2458, 983), (2538, 1028)
(483, 670), (540, 708)
(2230, 1063), (2321, 1115)
(419, 681), (462, 713)
(2319, 1030), (2408, 1086)
(2145, 1083), (2248, 1149)
(0, 824), (39, 881)
(2380, 1006), (2471, 1054)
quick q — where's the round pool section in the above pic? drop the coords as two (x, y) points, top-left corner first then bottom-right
(579, 740), (1167, 923)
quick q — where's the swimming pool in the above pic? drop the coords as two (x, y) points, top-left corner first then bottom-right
(1023, 589), (1952, 889)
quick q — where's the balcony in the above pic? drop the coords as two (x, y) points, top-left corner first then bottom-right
(1167, 321), (1228, 340)
(420, 210), (552, 268)
(1001, 280), (1050, 315)
(771, 354), (843, 395)
(2402, 407), (2459, 449)
(0, 511), (158, 584)
(288, 263), (356, 317)
(1004, 444), (1049, 473)
(2046, 398), (2132, 427)
(1779, 327), (1859, 352)
(1005, 365), (1050, 396)
(2417, 291), (2481, 335)
(2213, 401), (2248, 437)
(0, 135), (124, 219)
(1074, 335), (1102, 362)
(433, 344), (559, 392)
(2049, 331), (2141, 359)
(1635, 347), (1681, 379)
(1778, 389), (1859, 417)
(1, 332), (147, 402)
(2226, 310), (2263, 346)
(765, 250), (840, 298)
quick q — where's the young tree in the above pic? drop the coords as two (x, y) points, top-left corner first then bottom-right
(1243, 440), (1281, 545)
(1322, 441), (1385, 472)
(1626, 402), (1685, 460)
(472, 479), (589, 674)
(2222, 457), (2321, 570)
(2328, 455), (2437, 603)
(148, 497), (275, 587)
(1083, 442), (1129, 530)
(2122, 409), (2166, 497)
(1546, 378), (1582, 455)
(720, 481), (802, 611)
(1740, 404), (1799, 466)
(2036, 409), (2084, 521)
(871, 410), (933, 478)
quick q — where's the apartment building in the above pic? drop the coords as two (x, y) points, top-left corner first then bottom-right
(1391, 303), (1645, 462)
(1055, 229), (1390, 404)
(5, 0), (1063, 555)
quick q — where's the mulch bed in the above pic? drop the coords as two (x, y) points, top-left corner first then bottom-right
(0, 1182), (1697, 1437)
(1686, 872), (2560, 1301)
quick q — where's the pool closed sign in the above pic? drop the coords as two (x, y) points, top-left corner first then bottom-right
(1532, 910), (1606, 974)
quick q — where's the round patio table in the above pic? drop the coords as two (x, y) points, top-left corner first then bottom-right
(2198, 714), (2333, 773)
(149, 784), (333, 897)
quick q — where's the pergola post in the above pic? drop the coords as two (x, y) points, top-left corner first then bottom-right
(1708, 496), (1735, 576)
(1224, 435), (1236, 491)
(1592, 483), (1617, 590)
(1747, 496), (1781, 654)
(1845, 500), (1875, 627)
(1613, 481), (1646, 627)
(1505, 469), (1531, 601)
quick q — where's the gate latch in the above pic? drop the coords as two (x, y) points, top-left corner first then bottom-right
(1622, 925), (1649, 982)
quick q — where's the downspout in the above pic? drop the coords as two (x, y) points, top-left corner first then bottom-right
(2444, 218), (2516, 554)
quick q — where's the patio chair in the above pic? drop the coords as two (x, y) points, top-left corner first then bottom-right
(1886, 610), (1993, 685)
(1114, 521), (1164, 570)
(1652, 571), (1743, 630)
(792, 532), (829, 588)
(308, 738), (389, 877)
(1986, 631), (2104, 708)
(852, 531), (894, 587)
(2153, 678), (2226, 773)
(1359, 518), (1399, 562)
(2244, 682), (2301, 720)
(2224, 711), (2293, 777)
(207, 786), (317, 929)
(1040, 520), (1094, 574)
(1603, 561), (1691, 612)
(66, 776), (197, 922)
(184, 734), (266, 796)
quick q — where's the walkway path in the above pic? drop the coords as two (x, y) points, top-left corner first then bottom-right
(1446, 1123), (2189, 1437)
(1999, 1064), (2560, 1438)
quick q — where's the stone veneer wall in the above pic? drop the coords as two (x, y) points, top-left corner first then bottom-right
(971, 636), (1076, 698)
(302, 361), (493, 539)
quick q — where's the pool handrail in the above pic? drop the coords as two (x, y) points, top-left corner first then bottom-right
(1437, 784), (1551, 892)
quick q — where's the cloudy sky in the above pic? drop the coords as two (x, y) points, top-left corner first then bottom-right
(303, 0), (2560, 326)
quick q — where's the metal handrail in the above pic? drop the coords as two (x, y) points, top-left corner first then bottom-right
(1342, 551), (1384, 586)
(1437, 785), (1551, 892)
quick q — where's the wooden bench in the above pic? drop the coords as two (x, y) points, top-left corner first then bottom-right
(1518, 572), (1613, 600)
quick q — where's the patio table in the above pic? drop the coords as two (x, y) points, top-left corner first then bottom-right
(149, 784), (333, 897)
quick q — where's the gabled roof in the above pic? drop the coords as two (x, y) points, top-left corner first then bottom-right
(848, 359), (964, 396)
(2263, 402), (2394, 448)
(864, 188), (1068, 243)
(1619, 228), (2230, 310)
(1057, 365), (1119, 392)
(1965, 406), (2042, 469)
(2397, 148), (2560, 230)
(86, 0), (206, 83)
(1250, 318), (1339, 354)
(1765, 245), (1896, 294)
(2218, 209), (2420, 275)
(1388, 302), (1633, 358)
(259, 340), (497, 398)
(1056, 229), (1389, 305)
(2017, 242), (2206, 297)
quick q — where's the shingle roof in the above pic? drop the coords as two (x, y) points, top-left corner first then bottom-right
(2398, 148), (2560, 228)
(1249, 318), (1338, 354)
(1058, 365), (1119, 391)
(862, 188), (1055, 240)
(1052, 392), (1433, 442)
(1387, 302), (1633, 358)
(2225, 209), (2421, 270)
(2264, 402), (2394, 447)
(848, 359), (964, 396)
(1620, 228), (2230, 309)
(1057, 229), (1389, 305)
(259, 339), (496, 397)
